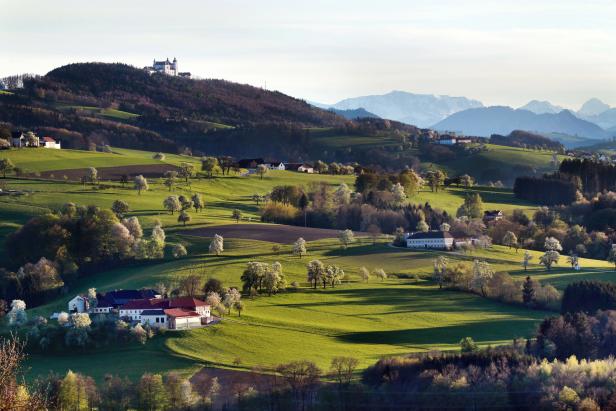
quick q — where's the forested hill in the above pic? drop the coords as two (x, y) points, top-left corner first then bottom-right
(0, 63), (358, 153)
(42, 63), (344, 127)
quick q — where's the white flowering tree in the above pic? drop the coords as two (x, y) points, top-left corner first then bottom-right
(471, 259), (494, 296)
(523, 250), (533, 271)
(433, 256), (448, 289)
(7, 299), (27, 327)
(172, 243), (188, 258)
(391, 183), (407, 206)
(209, 234), (224, 256)
(334, 183), (352, 205)
(359, 266), (371, 282)
(540, 237), (562, 271)
(373, 268), (387, 281)
(293, 237), (307, 258)
(338, 229), (355, 249)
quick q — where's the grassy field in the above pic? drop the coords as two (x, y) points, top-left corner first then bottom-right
(0, 146), (610, 382)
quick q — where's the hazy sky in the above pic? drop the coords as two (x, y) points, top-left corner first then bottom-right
(4, 0), (616, 108)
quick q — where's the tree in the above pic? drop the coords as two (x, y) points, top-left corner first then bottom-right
(471, 259), (494, 296)
(457, 192), (484, 219)
(7, 300), (27, 327)
(0, 336), (46, 409)
(433, 256), (448, 289)
(545, 236), (563, 251)
(223, 288), (242, 314)
(85, 167), (97, 185)
(459, 174), (474, 188)
(459, 337), (479, 353)
(58, 370), (89, 411)
(373, 268), (387, 281)
(416, 220), (429, 233)
(177, 211), (191, 226)
(209, 234), (224, 256)
(440, 222), (450, 232)
(523, 250), (533, 271)
(0, 158), (15, 178)
(123, 216), (143, 239)
(325, 265), (344, 287)
(293, 237), (307, 258)
(391, 182), (407, 205)
(502, 231), (518, 251)
(178, 162), (195, 182)
(206, 291), (223, 314)
(241, 261), (268, 293)
(522, 276), (535, 305)
(426, 169), (446, 192)
(163, 170), (178, 191)
(111, 200), (129, 217)
(608, 244), (616, 270)
(137, 373), (168, 411)
(203, 278), (224, 296)
(134, 175), (148, 195)
(276, 361), (321, 409)
(264, 262), (286, 294)
(359, 266), (370, 282)
(232, 209), (242, 223)
(172, 243), (187, 258)
(234, 300), (244, 317)
(307, 260), (325, 289)
(191, 193), (205, 213)
(540, 250), (560, 270)
(201, 157), (219, 178)
(153, 152), (166, 160)
(330, 357), (359, 386)
(256, 164), (268, 180)
(163, 196), (181, 215)
(567, 252), (579, 269)
(338, 229), (355, 249)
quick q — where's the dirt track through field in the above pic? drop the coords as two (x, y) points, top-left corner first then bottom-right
(30, 164), (179, 181)
(183, 223), (358, 244)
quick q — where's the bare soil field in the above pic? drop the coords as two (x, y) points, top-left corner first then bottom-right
(30, 164), (179, 181)
(183, 223), (358, 244)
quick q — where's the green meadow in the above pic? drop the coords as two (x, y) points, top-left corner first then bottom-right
(0, 147), (611, 381)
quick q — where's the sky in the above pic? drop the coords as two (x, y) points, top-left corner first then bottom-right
(3, 0), (616, 109)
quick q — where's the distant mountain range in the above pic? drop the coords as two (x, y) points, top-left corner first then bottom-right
(433, 106), (609, 144)
(313, 92), (616, 147)
(315, 91), (483, 127)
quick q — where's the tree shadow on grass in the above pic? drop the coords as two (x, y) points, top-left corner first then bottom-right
(336, 318), (539, 347)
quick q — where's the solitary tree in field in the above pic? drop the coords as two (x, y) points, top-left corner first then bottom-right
(0, 158), (15, 178)
(338, 229), (355, 249)
(172, 243), (187, 258)
(178, 211), (191, 226)
(433, 256), (448, 289)
(540, 237), (562, 271)
(471, 259), (494, 296)
(373, 268), (387, 281)
(359, 266), (370, 282)
(164, 170), (178, 191)
(178, 162), (195, 182)
(119, 174), (129, 187)
(459, 174), (474, 188)
(111, 199), (130, 217)
(502, 231), (518, 251)
(608, 245), (616, 270)
(306, 260), (325, 289)
(87, 167), (98, 184)
(232, 209), (242, 223)
(256, 164), (268, 180)
(567, 252), (579, 269)
(191, 193), (205, 213)
(134, 175), (148, 195)
(163, 196), (181, 215)
(234, 300), (244, 317)
(293, 237), (307, 258)
(209, 234), (224, 256)
(325, 265), (344, 287)
(523, 250), (533, 271)
(201, 156), (219, 179)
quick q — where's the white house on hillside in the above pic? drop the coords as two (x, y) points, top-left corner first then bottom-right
(41, 137), (61, 149)
(406, 231), (455, 250)
(68, 295), (89, 313)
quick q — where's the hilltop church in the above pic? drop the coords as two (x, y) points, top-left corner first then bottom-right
(145, 58), (191, 78)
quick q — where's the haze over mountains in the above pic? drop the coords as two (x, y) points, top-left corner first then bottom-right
(313, 92), (616, 146)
